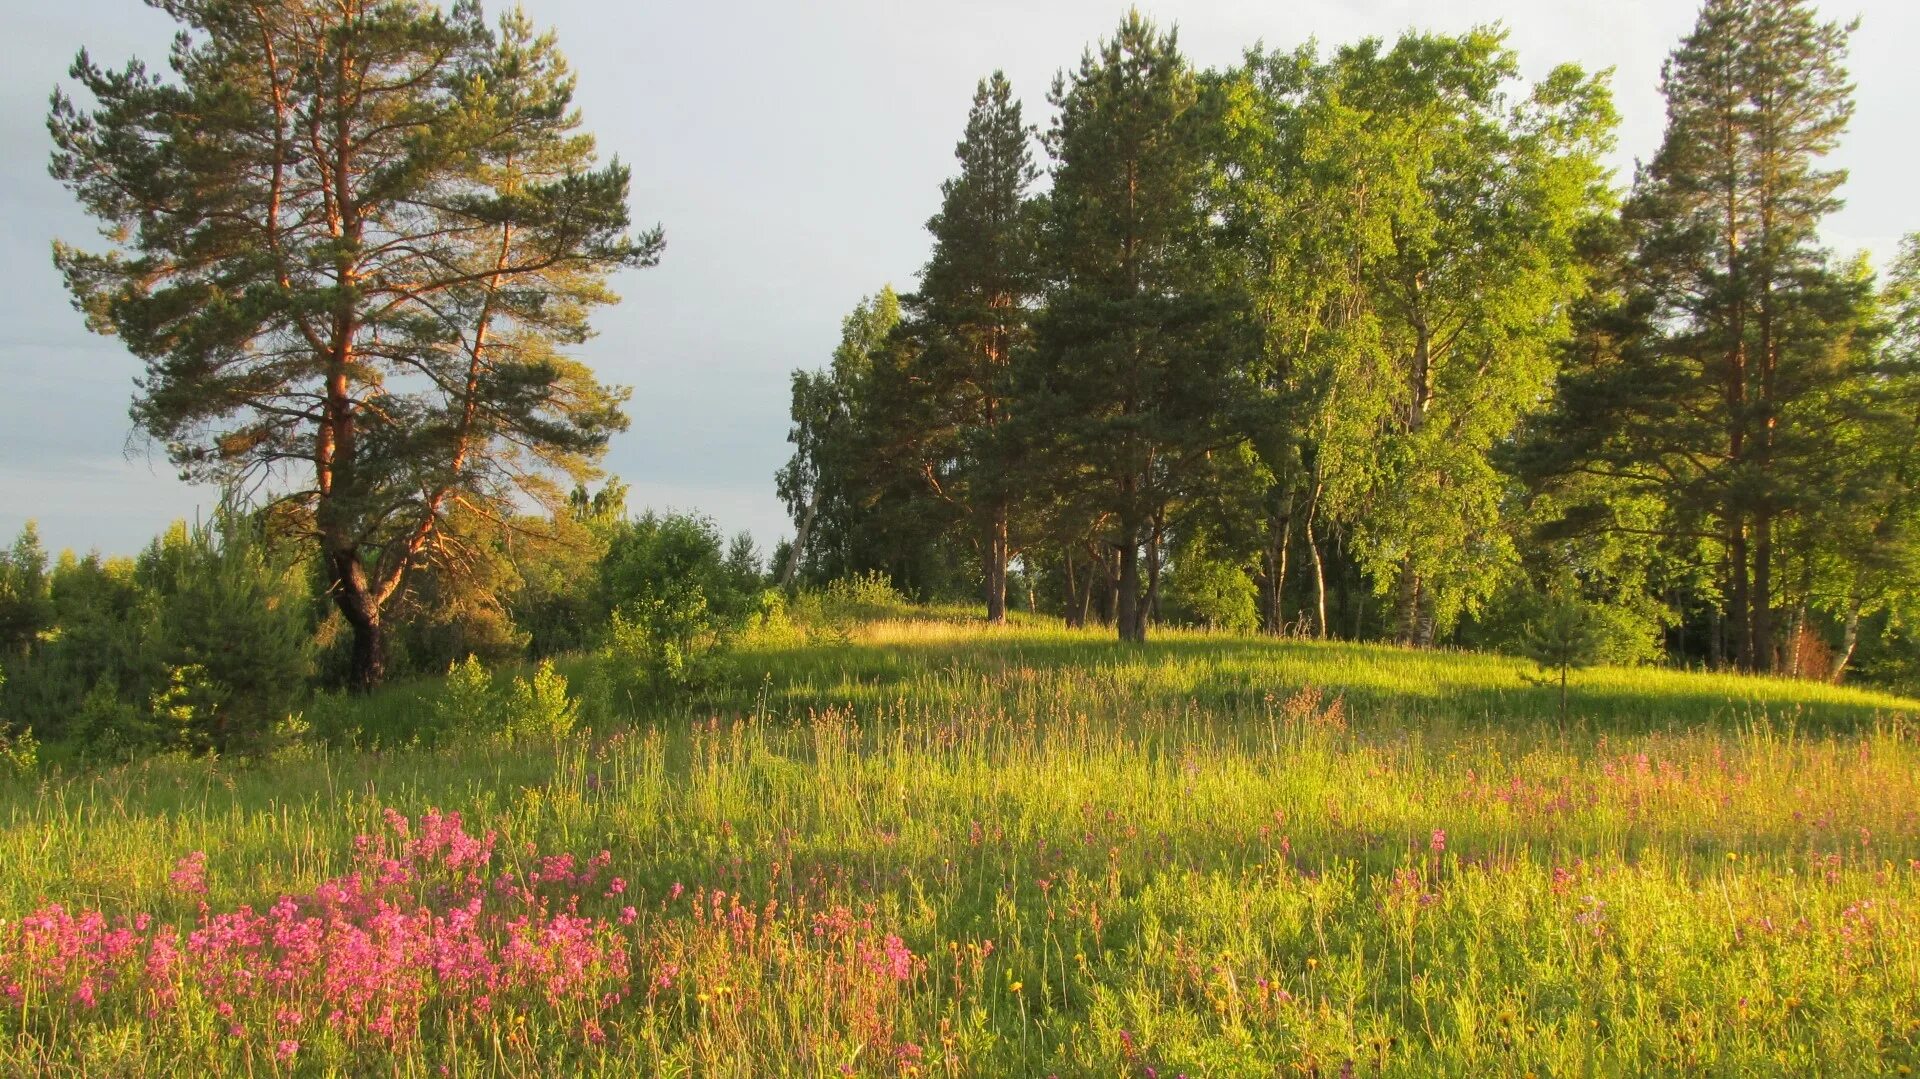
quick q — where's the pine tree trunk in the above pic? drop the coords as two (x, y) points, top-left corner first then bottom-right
(1092, 545), (1116, 627)
(1752, 511), (1775, 673)
(327, 547), (386, 692)
(1116, 538), (1144, 644)
(1728, 521), (1752, 670)
(982, 503), (1009, 625)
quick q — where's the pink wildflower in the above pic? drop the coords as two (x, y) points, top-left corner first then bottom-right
(170, 852), (209, 896)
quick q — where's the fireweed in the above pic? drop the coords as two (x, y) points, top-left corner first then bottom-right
(0, 808), (924, 1072)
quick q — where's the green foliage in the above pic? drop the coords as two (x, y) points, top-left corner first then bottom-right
(606, 597), (719, 697)
(788, 572), (914, 644)
(1166, 541), (1260, 634)
(3, 514), (310, 755)
(68, 678), (149, 762)
(777, 289), (911, 588)
(132, 518), (313, 751)
(0, 523), (53, 656)
(0, 668), (36, 778)
(501, 660), (579, 744)
(592, 510), (763, 698)
(435, 656), (502, 739)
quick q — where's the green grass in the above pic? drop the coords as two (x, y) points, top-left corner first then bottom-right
(4, 617), (1919, 1076)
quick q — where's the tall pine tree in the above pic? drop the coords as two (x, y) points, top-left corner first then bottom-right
(50, 2), (657, 689)
(878, 73), (1040, 623)
(1525, 0), (1858, 672)
(1023, 13), (1249, 643)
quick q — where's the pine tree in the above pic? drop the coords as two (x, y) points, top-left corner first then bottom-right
(50, 1), (657, 689)
(881, 73), (1040, 623)
(1524, 0), (1859, 672)
(1023, 12), (1249, 643)
(0, 523), (53, 657)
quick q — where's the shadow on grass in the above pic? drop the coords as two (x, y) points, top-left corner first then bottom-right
(703, 627), (1917, 736)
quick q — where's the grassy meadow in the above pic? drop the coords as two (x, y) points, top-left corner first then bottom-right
(5, 615), (1920, 1076)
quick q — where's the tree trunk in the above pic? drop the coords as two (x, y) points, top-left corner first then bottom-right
(1728, 521), (1752, 670)
(1708, 602), (1724, 671)
(327, 547), (385, 692)
(1831, 599), (1863, 685)
(1258, 493), (1292, 636)
(1062, 547), (1085, 629)
(982, 502), (1010, 625)
(1141, 511), (1165, 640)
(1752, 511), (1774, 673)
(1395, 564), (1423, 647)
(1116, 538), (1144, 644)
(781, 489), (820, 589)
(1091, 544), (1117, 627)
(1304, 485), (1328, 640)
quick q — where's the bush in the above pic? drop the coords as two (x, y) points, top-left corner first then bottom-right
(2, 514), (312, 755)
(1166, 544), (1259, 634)
(435, 655), (502, 738)
(501, 660), (579, 743)
(131, 516), (314, 751)
(0, 667), (37, 777)
(426, 655), (579, 745)
(789, 572), (911, 643)
(595, 512), (761, 699)
(606, 596), (723, 699)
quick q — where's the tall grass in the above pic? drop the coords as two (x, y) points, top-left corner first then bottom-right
(2, 619), (1917, 1075)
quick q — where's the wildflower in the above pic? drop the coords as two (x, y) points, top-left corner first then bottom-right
(275, 1040), (299, 1062)
(170, 852), (209, 896)
(619, 906), (638, 926)
(1430, 829), (1447, 853)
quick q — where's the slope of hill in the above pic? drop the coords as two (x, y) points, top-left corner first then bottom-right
(3, 618), (1916, 1074)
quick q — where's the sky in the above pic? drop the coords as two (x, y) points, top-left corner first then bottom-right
(2, 0), (1915, 560)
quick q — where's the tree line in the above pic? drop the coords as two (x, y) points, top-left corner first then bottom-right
(16, 0), (1920, 718)
(778, 1), (1920, 683)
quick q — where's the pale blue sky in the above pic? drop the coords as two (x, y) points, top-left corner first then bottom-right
(3, 0), (1914, 558)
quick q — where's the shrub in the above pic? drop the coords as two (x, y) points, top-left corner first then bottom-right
(790, 572), (910, 643)
(0, 667), (37, 777)
(435, 655), (502, 738)
(606, 595), (724, 699)
(1166, 546), (1259, 634)
(501, 660), (579, 743)
(595, 512), (763, 700)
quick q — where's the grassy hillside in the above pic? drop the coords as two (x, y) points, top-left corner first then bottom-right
(4, 619), (1918, 1075)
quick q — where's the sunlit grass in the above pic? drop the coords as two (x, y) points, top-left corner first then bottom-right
(3, 617), (1918, 1075)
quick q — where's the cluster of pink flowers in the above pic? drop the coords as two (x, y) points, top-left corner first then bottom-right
(0, 809), (634, 1054)
(0, 809), (935, 1067)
